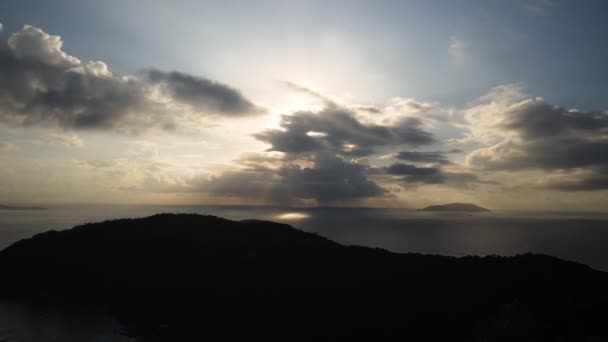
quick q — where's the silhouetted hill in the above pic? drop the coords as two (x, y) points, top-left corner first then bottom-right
(0, 214), (606, 341)
(418, 202), (491, 212)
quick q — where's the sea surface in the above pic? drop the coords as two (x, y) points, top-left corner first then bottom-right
(1, 205), (608, 341)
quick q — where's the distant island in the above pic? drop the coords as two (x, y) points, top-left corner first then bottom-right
(417, 203), (490, 212)
(0, 214), (606, 341)
(0, 204), (47, 210)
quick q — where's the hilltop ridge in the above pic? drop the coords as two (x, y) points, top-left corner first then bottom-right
(0, 213), (606, 341)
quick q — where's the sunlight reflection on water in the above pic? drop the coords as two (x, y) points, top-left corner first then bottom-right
(276, 212), (310, 220)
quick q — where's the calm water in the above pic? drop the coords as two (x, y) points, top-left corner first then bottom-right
(2, 205), (608, 269)
(1, 205), (608, 341)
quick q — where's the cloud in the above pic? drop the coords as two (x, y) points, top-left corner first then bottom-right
(355, 105), (382, 114)
(540, 169), (608, 192)
(457, 84), (527, 144)
(144, 69), (262, 116)
(233, 151), (285, 171)
(185, 101), (438, 205)
(8, 25), (80, 67)
(285, 83), (441, 127)
(389, 98), (437, 114)
(382, 162), (483, 188)
(385, 163), (443, 184)
(524, 0), (555, 14)
(377, 147), (486, 189)
(184, 95), (497, 204)
(464, 85), (608, 191)
(49, 132), (84, 148)
(255, 107), (435, 157)
(0, 141), (16, 151)
(0, 22), (3, 33)
(352, 97), (445, 133)
(194, 152), (386, 205)
(283, 81), (335, 106)
(0, 25), (261, 134)
(449, 36), (466, 59)
(393, 151), (452, 164)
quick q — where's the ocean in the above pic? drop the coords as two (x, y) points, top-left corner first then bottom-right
(2, 205), (608, 269)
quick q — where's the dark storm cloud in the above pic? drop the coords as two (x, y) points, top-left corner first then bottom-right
(196, 93), (487, 203)
(385, 163), (443, 183)
(194, 100), (438, 204)
(0, 25), (261, 132)
(384, 162), (482, 187)
(276, 153), (385, 203)
(0, 38), (143, 130)
(470, 139), (608, 171)
(466, 95), (608, 191)
(499, 100), (608, 141)
(255, 107), (434, 157)
(247, 85), (437, 202)
(394, 151), (451, 164)
(543, 171), (608, 192)
(145, 69), (261, 116)
(195, 153), (386, 205)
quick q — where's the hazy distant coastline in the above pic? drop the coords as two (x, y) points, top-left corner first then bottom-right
(0, 204), (47, 211)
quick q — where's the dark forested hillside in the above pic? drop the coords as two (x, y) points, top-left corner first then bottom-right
(0, 214), (606, 341)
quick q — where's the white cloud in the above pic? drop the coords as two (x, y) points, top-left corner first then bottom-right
(8, 25), (81, 67)
(49, 133), (84, 148)
(0, 142), (16, 151)
(354, 97), (441, 129)
(449, 36), (466, 59)
(389, 98), (436, 114)
(458, 84), (528, 144)
(524, 0), (555, 14)
(462, 85), (608, 191)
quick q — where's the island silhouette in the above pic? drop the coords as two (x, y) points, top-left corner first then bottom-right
(417, 203), (491, 212)
(0, 214), (606, 341)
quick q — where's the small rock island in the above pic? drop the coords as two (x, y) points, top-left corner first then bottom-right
(417, 203), (491, 212)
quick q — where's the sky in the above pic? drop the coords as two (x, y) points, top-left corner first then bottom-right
(0, 0), (607, 211)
